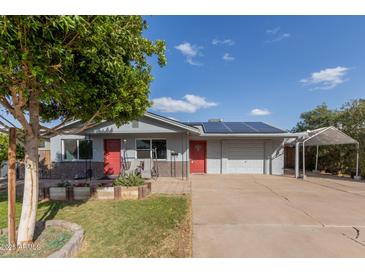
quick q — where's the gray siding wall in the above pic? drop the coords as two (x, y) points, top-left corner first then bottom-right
(270, 139), (285, 175)
(207, 140), (221, 174)
(50, 133), (188, 163)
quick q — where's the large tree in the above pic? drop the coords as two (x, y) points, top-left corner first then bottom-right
(0, 16), (166, 243)
(291, 103), (339, 132)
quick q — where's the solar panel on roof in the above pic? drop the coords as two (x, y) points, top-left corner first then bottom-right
(202, 122), (231, 133)
(188, 121), (286, 133)
(245, 122), (285, 133)
(224, 122), (258, 133)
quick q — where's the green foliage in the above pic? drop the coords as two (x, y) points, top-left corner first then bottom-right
(57, 180), (72, 187)
(0, 191), (22, 229)
(0, 16), (166, 126)
(291, 103), (339, 132)
(292, 99), (365, 177)
(0, 133), (24, 166)
(113, 172), (145, 187)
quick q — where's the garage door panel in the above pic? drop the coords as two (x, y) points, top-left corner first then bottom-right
(224, 140), (264, 174)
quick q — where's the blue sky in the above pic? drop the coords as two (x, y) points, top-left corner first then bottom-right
(144, 16), (365, 130)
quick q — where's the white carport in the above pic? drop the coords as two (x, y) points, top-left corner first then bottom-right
(289, 127), (360, 180)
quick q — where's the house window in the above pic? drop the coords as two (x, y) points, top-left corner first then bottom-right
(136, 139), (151, 159)
(136, 139), (167, 160)
(152, 140), (167, 160)
(62, 139), (93, 161)
(38, 139), (46, 148)
(79, 140), (93, 159)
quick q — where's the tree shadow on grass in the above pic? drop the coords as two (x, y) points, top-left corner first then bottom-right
(34, 200), (85, 241)
(38, 200), (85, 222)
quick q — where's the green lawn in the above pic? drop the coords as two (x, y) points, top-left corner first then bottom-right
(0, 192), (191, 257)
(0, 192), (22, 229)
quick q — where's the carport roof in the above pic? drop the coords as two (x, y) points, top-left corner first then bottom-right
(287, 126), (359, 146)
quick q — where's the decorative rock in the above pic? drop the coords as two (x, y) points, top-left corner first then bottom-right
(47, 182), (152, 201)
(46, 220), (84, 258)
(121, 186), (139, 200)
(73, 187), (91, 200)
(49, 187), (67, 200)
(95, 187), (115, 200)
(1, 220), (84, 258)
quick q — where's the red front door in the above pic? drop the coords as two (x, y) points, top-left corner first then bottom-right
(104, 139), (121, 175)
(190, 140), (206, 174)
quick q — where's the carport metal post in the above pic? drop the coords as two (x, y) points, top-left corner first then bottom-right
(295, 142), (300, 178)
(302, 142), (306, 179)
(356, 143), (360, 178)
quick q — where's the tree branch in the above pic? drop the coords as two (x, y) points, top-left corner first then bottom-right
(6, 88), (33, 136)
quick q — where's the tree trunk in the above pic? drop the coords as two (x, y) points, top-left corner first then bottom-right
(17, 90), (40, 244)
(17, 135), (39, 243)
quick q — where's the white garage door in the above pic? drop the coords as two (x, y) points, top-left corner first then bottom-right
(224, 140), (264, 174)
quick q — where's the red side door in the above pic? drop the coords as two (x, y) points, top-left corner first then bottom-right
(190, 140), (206, 174)
(104, 139), (121, 175)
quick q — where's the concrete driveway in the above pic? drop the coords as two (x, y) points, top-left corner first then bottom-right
(192, 174), (365, 257)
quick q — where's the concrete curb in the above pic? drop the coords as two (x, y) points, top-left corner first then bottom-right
(46, 220), (84, 258)
(1, 220), (84, 258)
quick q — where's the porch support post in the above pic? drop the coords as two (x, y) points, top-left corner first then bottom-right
(186, 132), (190, 179)
(295, 142), (300, 179)
(302, 142), (306, 179)
(355, 143), (360, 180)
(315, 144), (319, 172)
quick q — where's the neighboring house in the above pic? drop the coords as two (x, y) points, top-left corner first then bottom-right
(1, 138), (51, 179)
(48, 112), (296, 180)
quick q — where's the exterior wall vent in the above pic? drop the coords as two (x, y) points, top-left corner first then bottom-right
(132, 120), (139, 128)
(208, 118), (223, 122)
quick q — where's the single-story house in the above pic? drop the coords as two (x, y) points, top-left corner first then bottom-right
(47, 112), (297, 180)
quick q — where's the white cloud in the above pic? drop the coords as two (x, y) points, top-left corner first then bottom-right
(265, 27), (290, 43)
(270, 33), (291, 42)
(222, 53), (235, 61)
(212, 39), (235, 46)
(250, 108), (271, 116)
(175, 42), (202, 66)
(151, 94), (217, 113)
(266, 27), (281, 35)
(300, 66), (350, 90)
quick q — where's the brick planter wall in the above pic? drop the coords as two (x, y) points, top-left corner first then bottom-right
(46, 182), (151, 201)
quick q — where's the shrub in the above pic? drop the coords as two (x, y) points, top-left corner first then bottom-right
(113, 173), (145, 187)
(57, 180), (72, 187)
(74, 182), (90, 187)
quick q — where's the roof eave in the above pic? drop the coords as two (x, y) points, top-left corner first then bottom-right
(144, 112), (201, 134)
